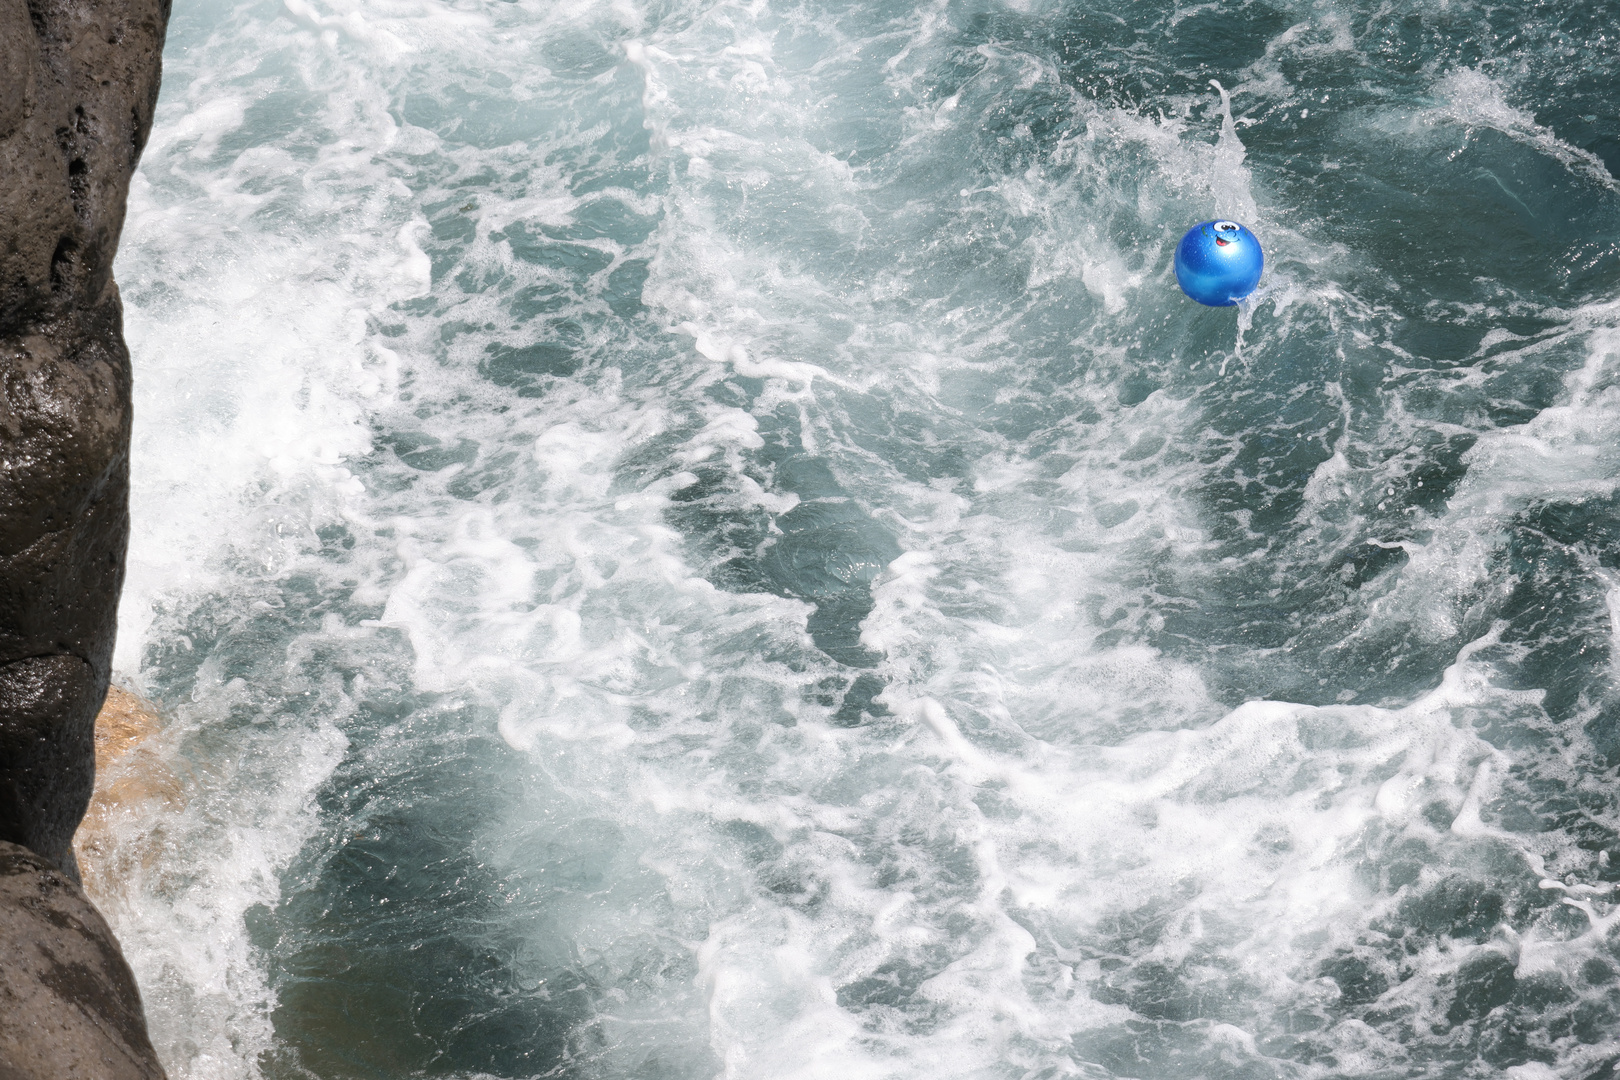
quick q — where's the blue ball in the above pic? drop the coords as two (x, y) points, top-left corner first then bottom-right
(1174, 219), (1263, 306)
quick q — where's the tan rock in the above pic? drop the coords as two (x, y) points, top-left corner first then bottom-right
(74, 685), (184, 903)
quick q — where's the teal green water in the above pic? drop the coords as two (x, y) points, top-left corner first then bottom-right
(107, 0), (1620, 1076)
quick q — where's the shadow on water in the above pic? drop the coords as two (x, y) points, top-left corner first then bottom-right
(256, 703), (598, 1079)
(140, 580), (609, 1078)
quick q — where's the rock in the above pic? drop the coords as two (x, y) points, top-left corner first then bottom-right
(1, 0), (171, 1072)
(0, 0), (169, 879)
(75, 686), (183, 902)
(0, 840), (165, 1078)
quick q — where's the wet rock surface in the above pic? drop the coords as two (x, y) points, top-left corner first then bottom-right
(0, 0), (167, 878)
(2, 0), (170, 1073)
(0, 841), (164, 1078)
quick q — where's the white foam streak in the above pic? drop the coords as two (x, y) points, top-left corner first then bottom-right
(1436, 67), (1618, 191)
(108, 0), (440, 1069)
(1356, 326), (1620, 644)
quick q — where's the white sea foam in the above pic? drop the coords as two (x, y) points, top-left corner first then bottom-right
(1435, 67), (1618, 192)
(109, 0), (435, 1069)
(100, 0), (1620, 1075)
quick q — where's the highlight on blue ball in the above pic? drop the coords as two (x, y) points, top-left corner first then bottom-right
(1174, 219), (1263, 306)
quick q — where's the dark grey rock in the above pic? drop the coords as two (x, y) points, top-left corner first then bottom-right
(0, 0), (168, 880)
(1, 0), (170, 1072)
(0, 841), (165, 1078)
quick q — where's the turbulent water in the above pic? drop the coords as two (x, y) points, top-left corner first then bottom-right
(98, 0), (1620, 1076)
